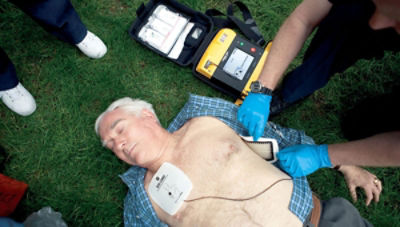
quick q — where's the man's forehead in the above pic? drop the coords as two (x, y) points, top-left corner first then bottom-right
(100, 109), (130, 131)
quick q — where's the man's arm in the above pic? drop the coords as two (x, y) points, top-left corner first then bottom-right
(329, 131), (400, 167)
(278, 131), (400, 177)
(259, 0), (332, 90)
(237, 0), (332, 141)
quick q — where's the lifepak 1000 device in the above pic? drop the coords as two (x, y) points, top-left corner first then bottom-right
(129, 0), (271, 103)
(196, 29), (271, 104)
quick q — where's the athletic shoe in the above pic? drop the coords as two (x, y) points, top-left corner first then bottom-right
(0, 83), (36, 116)
(76, 31), (107, 59)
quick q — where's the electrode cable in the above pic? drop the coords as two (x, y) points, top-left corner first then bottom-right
(185, 178), (292, 202)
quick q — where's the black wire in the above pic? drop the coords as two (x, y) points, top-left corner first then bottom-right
(185, 178), (292, 202)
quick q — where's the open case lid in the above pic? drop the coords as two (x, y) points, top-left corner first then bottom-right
(128, 0), (215, 67)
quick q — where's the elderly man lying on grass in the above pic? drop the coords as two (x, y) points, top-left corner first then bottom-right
(95, 94), (380, 227)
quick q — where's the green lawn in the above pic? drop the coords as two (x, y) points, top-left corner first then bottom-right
(0, 0), (399, 226)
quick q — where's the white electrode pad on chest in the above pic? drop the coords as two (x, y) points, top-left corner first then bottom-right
(148, 162), (193, 215)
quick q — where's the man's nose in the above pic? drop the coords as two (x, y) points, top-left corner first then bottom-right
(115, 138), (126, 151)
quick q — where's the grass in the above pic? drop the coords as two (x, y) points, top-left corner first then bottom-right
(0, 0), (399, 226)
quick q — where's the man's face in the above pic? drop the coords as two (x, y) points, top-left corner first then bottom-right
(99, 108), (160, 167)
(370, 0), (400, 33)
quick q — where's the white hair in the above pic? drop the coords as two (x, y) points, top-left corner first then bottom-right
(95, 97), (157, 135)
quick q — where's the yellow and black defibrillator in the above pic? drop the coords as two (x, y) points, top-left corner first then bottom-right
(196, 29), (271, 104)
(129, 0), (271, 103)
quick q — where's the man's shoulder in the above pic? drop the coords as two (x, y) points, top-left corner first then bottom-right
(184, 116), (228, 132)
(167, 94), (237, 132)
(187, 115), (222, 123)
(178, 116), (236, 145)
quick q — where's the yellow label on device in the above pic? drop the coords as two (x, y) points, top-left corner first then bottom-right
(196, 29), (236, 79)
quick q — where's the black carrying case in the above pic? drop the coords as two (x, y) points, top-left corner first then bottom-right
(129, 0), (268, 99)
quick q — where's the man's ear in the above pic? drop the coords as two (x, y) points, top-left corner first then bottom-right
(141, 109), (157, 121)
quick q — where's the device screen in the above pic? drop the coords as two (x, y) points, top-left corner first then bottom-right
(222, 48), (254, 80)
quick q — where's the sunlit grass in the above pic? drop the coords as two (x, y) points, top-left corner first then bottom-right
(0, 0), (399, 226)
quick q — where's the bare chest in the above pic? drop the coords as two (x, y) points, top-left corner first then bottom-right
(147, 118), (302, 226)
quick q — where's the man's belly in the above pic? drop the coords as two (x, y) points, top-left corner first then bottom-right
(155, 147), (303, 226)
(175, 179), (302, 227)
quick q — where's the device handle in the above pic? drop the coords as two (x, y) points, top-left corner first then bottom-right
(205, 1), (266, 46)
(205, 8), (234, 28)
(227, 1), (266, 46)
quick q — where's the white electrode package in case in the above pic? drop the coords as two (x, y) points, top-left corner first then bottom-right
(148, 162), (193, 215)
(168, 22), (194, 59)
(147, 17), (174, 36)
(138, 4), (189, 55)
(153, 4), (180, 25)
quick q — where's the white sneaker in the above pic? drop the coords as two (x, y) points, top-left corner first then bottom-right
(76, 31), (107, 59)
(0, 83), (36, 116)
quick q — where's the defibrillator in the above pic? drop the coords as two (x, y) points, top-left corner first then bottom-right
(129, 0), (271, 103)
(196, 29), (271, 104)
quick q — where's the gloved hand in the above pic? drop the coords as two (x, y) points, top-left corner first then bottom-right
(277, 144), (332, 177)
(237, 93), (272, 141)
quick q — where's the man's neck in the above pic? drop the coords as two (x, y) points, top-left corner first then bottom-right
(145, 130), (182, 173)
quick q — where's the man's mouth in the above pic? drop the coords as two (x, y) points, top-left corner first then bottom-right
(126, 143), (137, 156)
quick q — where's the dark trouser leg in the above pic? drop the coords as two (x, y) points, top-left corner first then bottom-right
(0, 48), (19, 91)
(341, 88), (400, 140)
(319, 197), (373, 227)
(280, 1), (400, 104)
(9, 0), (87, 44)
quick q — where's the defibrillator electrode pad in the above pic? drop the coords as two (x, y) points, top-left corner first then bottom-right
(148, 162), (193, 215)
(240, 136), (279, 163)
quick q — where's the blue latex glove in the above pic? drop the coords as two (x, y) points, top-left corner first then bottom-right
(237, 93), (272, 141)
(277, 144), (332, 177)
